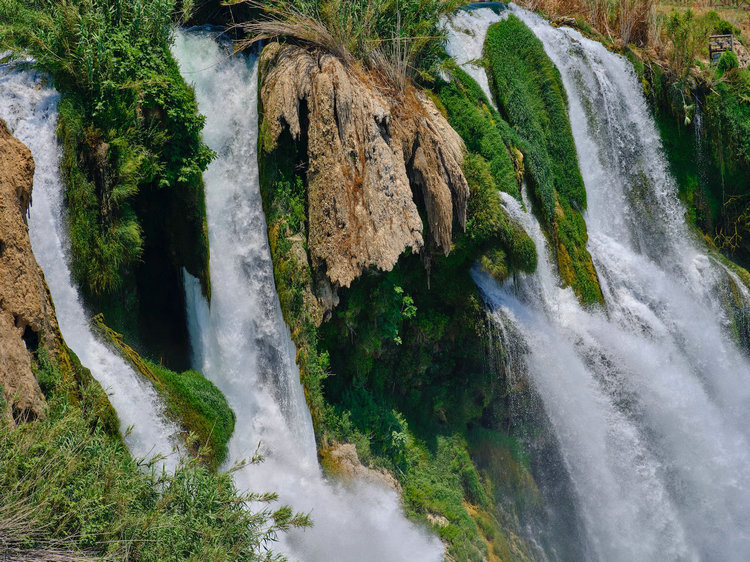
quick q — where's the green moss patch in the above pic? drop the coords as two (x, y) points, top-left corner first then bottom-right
(92, 314), (235, 468)
(485, 15), (603, 304)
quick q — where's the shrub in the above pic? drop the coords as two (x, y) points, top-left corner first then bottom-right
(0, 0), (213, 295)
(0, 346), (308, 560)
(718, 49), (740, 73)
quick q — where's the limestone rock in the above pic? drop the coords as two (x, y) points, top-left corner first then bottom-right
(259, 44), (469, 290)
(0, 119), (60, 424)
(322, 442), (402, 495)
(735, 42), (750, 69)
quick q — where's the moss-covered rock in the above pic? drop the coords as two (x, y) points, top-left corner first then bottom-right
(258, 102), (543, 559)
(485, 15), (604, 305)
(92, 314), (235, 468)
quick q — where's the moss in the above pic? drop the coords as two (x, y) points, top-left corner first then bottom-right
(92, 314), (235, 468)
(554, 199), (604, 304)
(463, 153), (537, 273)
(485, 15), (586, 217)
(435, 63), (520, 199)
(484, 15), (604, 305)
(146, 361), (235, 468)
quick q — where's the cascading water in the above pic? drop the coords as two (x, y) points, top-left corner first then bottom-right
(0, 64), (179, 468)
(451, 6), (750, 561)
(173, 29), (442, 561)
(445, 7), (506, 107)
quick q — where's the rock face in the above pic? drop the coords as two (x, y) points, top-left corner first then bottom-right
(259, 44), (469, 289)
(0, 119), (59, 423)
(322, 442), (402, 494)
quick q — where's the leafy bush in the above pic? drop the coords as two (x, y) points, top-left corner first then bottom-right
(0, 0), (213, 295)
(664, 10), (706, 80)
(704, 10), (742, 38)
(718, 49), (739, 73)
(0, 346), (308, 560)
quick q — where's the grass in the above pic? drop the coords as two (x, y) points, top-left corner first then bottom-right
(231, 0), (462, 89)
(0, 341), (308, 560)
(93, 314), (235, 468)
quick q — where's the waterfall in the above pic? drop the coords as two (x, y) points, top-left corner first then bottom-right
(0, 64), (179, 468)
(445, 7), (507, 107)
(450, 6), (750, 561)
(173, 29), (442, 561)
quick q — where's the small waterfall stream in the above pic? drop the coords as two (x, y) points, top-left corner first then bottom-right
(0, 64), (179, 469)
(452, 6), (750, 561)
(174, 29), (443, 561)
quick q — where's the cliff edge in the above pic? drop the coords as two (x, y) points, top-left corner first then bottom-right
(260, 43), (469, 290)
(0, 119), (60, 423)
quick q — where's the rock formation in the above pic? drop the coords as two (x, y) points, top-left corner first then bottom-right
(259, 43), (469, 289)
(0, 119), (61, 423)
(322, 442), (402, 494)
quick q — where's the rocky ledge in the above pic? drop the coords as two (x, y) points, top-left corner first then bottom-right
(259, 43), (469, 290)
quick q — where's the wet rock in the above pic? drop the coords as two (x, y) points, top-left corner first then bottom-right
(322, 442), (402, 494)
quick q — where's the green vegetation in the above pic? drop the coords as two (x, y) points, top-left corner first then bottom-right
(147, 360), (236, 467)
(631, 8), (750, 266)
(0, 0), (213, 359)
(485, 16), (585, 215)
(0, 341), (308, 560)
(485, 15), (603, 304)
(93, 314), (235, 468)
(258, 65), (542, 557)
(233, 0), (462, 87)
(436, 63), (520, 200)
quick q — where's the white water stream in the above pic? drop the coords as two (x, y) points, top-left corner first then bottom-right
(0, 64), (179, 469)
(453, 6), (750, 561)
(174, 29), (443, 561)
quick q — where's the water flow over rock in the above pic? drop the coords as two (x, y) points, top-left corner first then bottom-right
(459, 6), (750, 561)
(0, 64), (179, 468)
(175, 29), (442, 562)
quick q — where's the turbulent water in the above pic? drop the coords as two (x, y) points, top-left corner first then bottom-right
(0, 64), (179, 469)
(453, 6), (750, 561)
(173, 29), (443, 561)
